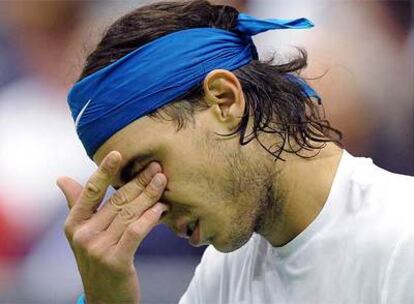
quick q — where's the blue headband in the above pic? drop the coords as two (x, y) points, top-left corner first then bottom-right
(68, 13), (318, 158)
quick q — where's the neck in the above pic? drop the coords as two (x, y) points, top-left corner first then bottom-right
(258, 143), (343, 247)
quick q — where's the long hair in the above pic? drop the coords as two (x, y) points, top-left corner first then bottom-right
(79, 0), (342, 160)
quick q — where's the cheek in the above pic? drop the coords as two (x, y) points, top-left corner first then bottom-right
(162, 166), (209, 204)
(160, 146), (238, 216)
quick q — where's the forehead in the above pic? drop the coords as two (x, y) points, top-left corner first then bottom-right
(93, 116), (159, 166)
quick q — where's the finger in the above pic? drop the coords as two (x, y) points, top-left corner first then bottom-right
(116, 202), (168, 257)
(104, 173), (166, 243)
(70, 151), (121, 223)
(86, 162), (162, 232)
(56, 176), (83, 210)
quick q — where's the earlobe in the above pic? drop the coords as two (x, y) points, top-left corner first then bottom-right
(203, 69), (245, 130)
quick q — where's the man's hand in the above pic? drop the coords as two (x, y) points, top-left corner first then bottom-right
(57, 151), (168, 304)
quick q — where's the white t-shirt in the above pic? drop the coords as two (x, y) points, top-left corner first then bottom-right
(179, 150), (414, 304)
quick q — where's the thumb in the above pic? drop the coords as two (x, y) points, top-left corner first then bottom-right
(56, 176), (83, 209)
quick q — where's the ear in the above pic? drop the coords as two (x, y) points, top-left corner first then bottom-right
(203, 69), (245, 131)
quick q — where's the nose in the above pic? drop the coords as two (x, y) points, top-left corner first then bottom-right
(161, 214), (190, 239)
(175, 216), (191, 239)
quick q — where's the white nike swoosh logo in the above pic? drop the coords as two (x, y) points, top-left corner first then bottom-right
(75, 99), (92, 128)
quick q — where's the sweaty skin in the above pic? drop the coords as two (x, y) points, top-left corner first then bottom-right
(58, 69), (342, 303)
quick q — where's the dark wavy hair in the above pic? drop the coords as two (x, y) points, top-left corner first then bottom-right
(79, 0), (342, 160)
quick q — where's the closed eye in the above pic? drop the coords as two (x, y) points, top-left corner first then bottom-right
(120, 166), (146, 187)
(119, 154), (154, 186)
(113, 168), (143, 190)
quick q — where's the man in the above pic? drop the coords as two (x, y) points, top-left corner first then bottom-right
(57, 1), (414, 303)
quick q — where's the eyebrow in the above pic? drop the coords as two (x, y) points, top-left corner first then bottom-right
(115, 153), (153, 190)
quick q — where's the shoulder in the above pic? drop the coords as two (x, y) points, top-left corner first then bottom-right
(345, 155), (414, 303)
(341, 151), (414, 218)
(345, 153), (414, 256)
(347, 151), (414, 197)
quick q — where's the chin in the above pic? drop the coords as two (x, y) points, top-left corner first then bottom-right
(211, 232), (252, 253)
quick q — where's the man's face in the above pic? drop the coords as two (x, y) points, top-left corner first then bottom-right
(95, 109), (275, 253)
(93, 72), (276, 253)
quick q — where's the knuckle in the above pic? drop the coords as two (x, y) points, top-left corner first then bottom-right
(100, 163), (112, 175)
(118, 205), (138, 221)
(126, 224), (144, 240)
(98, 159), (112, 173)
(85, 181), (101, 201)
(143, 185), (159, 201)
(63, 220), (74, 240)
(133, 173), (147, 190)
(71, 226), (93, 248)
(141, 209), (159, 225)
(109, 190), (128, 207)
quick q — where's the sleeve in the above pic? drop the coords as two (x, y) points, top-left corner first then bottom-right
(381, 226), (414, 304)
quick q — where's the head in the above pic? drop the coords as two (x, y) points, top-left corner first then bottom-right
(80, 0), (341, 252)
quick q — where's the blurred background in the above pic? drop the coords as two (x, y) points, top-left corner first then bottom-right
(0, 0), (412, 303)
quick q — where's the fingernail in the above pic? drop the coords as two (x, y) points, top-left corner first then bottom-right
(152, 203), (168, 213)
(56, 177), (66, 191)
(152, 175), (164, 188)
(107, 152), (119, 168)
(56, 178), (63, 189)
(148, 162), (162, 174)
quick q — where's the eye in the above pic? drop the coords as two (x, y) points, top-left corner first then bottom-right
(120, 169), (133, 185)
(133, 162), (151, 177)
(119, 155), (157, 186)
(120, 167), (140, 185)
(123, 162), (150, 184)
(123, 169), (142, 184)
